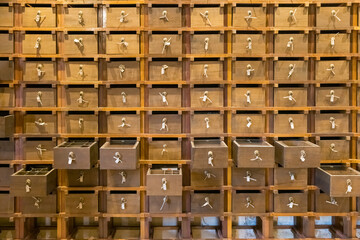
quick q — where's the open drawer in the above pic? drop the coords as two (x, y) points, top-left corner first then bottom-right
(233, 140), (274, 168)
(100, 140), (139, 170)
(191, 140), (228, 169)
(146, 168), (182, 196)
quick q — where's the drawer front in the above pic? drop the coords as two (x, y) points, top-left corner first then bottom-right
(100, 145), (139, 170)
(107, 114), (140, 134)
(148, 140), (181, 160)
(275, 7), (308, 27)
(107, 193), (140, 214)
(23, 88), (56, 107)
(232, 168), (266, 187)
(233, 143), (275, 168)
(23, 139), (56, 160)
(149, 196), (182, 213)
(191, 141), (228, 169)
(232, 61), (266, 81)
(274, 61), (308, 82)
(274, 114), (307, 134)
(274, 192), (308, 213)
(107, 169), (140, 187)
(106, 34), (139, 55)
(190, 61), (222, 82)
(65, 62), (98, 82)
(232, 34), (265, 55)
(0, 194), (14, 213)
(315, 193), (349, 213)
(0, 34), (13, 54)
(149, 7), (181, 28)
(107, 7), (140, 28)
(190, 88), (223, 108)
(0, 167), (13, 187)
(316, 61), (349, 82)
(21, 194), (57, 214)
(24, 114), (57, 134)
(274, 168), (307, 188)
(231, 114), (265, 133)
(67, 169), (99, 187)
(191, 34), (223, 54)
(65, 88), (98, 108)
(191, 114), (223, 135)
(150, 61), (182, 81)
(191, 193), (223, 214)
(317, 7), (350, 28)
(315, 113), (349, 133)
(147, 173), (182, 196)
(23, 7), (56, 28)
(317, 139), (349, 160)
(233, 7), (266, 27)
(275, 34), (308, 55)
(0, 87), (14, 107)
(316, 87), (349, 106)
(191, 168), (223, 187)
(65, 114), (98, 134)
(23, 61), (56, 81)
(64, 8), (97, 28)
(0, 115), (14, 138)
(232, 87), (265, 107)
(0, 60), (14, 81)
(107, 61), (140, 82)
(274, 88), (307, 107)
(0, 7), (13, 27)
(0, 140), (14, 160)
(316, 34), (349, 54)
(107, 88), (140, 107)
(232, 192), (265, 213)
(64, 35), (98, 56)
(149, 88), (182, 108)
(23, 34), (56, 55)
(191, 7), (224, 27)
(149, 34), (182, 55)
(149, 114), (182, 134)
(65, 194), (98, 214)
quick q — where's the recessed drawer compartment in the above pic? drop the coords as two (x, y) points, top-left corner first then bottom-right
(64, 7), (97, 28)
(274, 87), (307, 107)
(64, 62), (98, 82)
(106, 34), (139, 55)
(0, 60), (14, 81)
(317, 139), (349, 160)
(54, 141), (98, 169)
(316, 6), (350, 28)
(21, 194), (57, 214)
(23, 61), (56, 81)
(22, 7), (56, 28)
(274, 34), (308, 55)
(65, 193), (98, 214)
(190, 61), (222, 82)
(107, 191), (140, 214)
(0, 34), (13, 54)
(0, 193), (14, 213)
(274, 168), (307, 188)
(149, 195), (182, 214)
(190, 87), (223, 108)
(64, 113), (98, 134)
(149, 61), (182, 81)
(191, 191), (223, 214)
(233, 6), (266, 28)
(273, 190), (308, 213)
(0, 139), (14, 160)
(146, 168), (182, 196)
(0, 166), (13, 187)
(24, 113), (56, 134)
(274, 61), (307, 82)
(148, 139), (181, 161)
(232, 113), (265, 134)
(23, 138), (56, 160)
(315, 60), (349, 82)
(191, 168), (223, 187)
(232, 33), (266, 55)
(275, 140), (320, 168)
(191, 33), (223, 54)
(100, 140), (139, 170)
(149, 34), (182, 55)
(22, 34), (56, 55)
(67, 168), (99, 187)
(316, 87), (349, 106)
(232, 60), (266, 81)
(64, 34), (98, 56)
(23, 87), (56, 107)
(232, 140), (274, 168)
(10, 167), (57, 197)
(191, 112), (223, 135)
(232, 87), (265, 107)
(191, 140), (228, 169)
(107, 113), (140, 134)
(149, 7), (181, 28)
(0, 86), (14, 107)
(315, 192), (349, 213)
(315, 113), (349, 133)
(191, 7), (224, 27)
(315, 166), (360, 197)
(65, 86), (98, 108)
(107, 169), (140, 187)
(107, 61), (140, 82)
(107, 87), (140, 108)
(232, 168), (266, 187)
(274, 113), (307, 134)
(0, 6), (13, 27)
(148, 87), (182, 108)
(106, 7), (140, 28)
(148, 113), (181, 134)
(316, 33), (349, 54)
(275, 6), (308, 27)
(232, 190), (266, 214)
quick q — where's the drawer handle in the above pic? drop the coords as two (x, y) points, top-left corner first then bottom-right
(245, 197), (255, 208)
(244, 91), (251, 104)
(244, 10), (257, 22)
(287, 197), (298, 208)
(118, 117), (131, 128)
(78, 11), (84, 25)
(159, 92), (169, 106)
(250, 150), (262, 161)
(345, 179), (352, 194)
(326, 197), (338, 206)
(289, 172), (296, 181)
(300, 150), (306, 162)
(288, 117), (295, 130)
(204, 37), (209, 52)
(161, 65), (168, 75)
(77, 91), (89, 105)
(119, 11), (129, 23)
(159, 10), (169, 22)
(204, 117), (210, 129)
(34, 10), (45, 25)
(118, 37), (129, 48)
(120, 171), (127, 184)
(246, 117), (252, 128)
(36, 144), (47, 158)
(287, 37), (294, 52)
(330, 32), (339, 48)
(121, 92), (127, 104)
(113, 152), (122, 164)
(119, 64), (126, 79)
(78, 65), (85, 79)
(201, 196), (213, 209)
(34, 118), (47, 126)
(200, 11), (212, 26)
(68, 152), (76, 165)
(25, 179), (31, 193)
(77, 171), (84, 183)
(33, 197), (42, 208)
(36, 91), (43, 106)
(288, 9), (297, 23)
(244, 171), (257, 182)
(329, 117), (337, 130)
(34, 37), (41, 49)
(288, 64), (295, 78)
(246, 64), (255, 77)
(161, 177), (167, 191)
(326, 90), (340, 103)
(283, 91), (296, 103)
(74, 38), (84, 48)
(160, 118), (169, 132)
(162, 37), (171, 54)
(200, 91), (212, 104)
(160, 196), (168, 211)
(76, 197), (85, 210)
(121, 197), (127, 210)
(78, 118), (84, 129)
(330, 143), (338, 153)
(326, 64), (336, 76)
(203, 64), (209, 78)
(208, 151), (214, 167)
(204, 170), (216, 180)
(161, 144), (168, 156)
(36, 64), (45, 79)
(246, 37), (252, 50)
(331, 9), (341, 22)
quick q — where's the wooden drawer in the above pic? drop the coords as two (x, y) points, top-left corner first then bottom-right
(10, 167), (56, 197)
(232, 34), (266, 55)
(232, 191), (265, 213)
(191, 192), (223, 214)
(191, 34), (223, 54)
(274, 168), (307, 188)
(107, 191), (140, 214)
(64, 7), (97, 28)
(316, 6), (350, 28)
(146, 168), (182, 196)
(22, 7), (56, 28)
(232, 113), (265, 134)
(317, 139), (349, 160)
(0, 115), (14, 137)
(23, 87), (56, 107)
(274, 87), (307, 107)
(233, 6), (266, 28)
(274, 34), (308, 55)
(0, 6), (13, 27)
(316, 166), (360, 197)
(0, 60), (14, 81)
(107, 87), (140, 107)
(191, 168), (223, 187)
(190, 87), (223, 108)
(149, 195), (182, 214)
(107, 113), (140, 134)
(275, 140), (320, 168)
(0, 139), (14, 160)
(54, 141), (98, 169)
(106, 7), (140, 28)
(274, 191), (308, 213)
(149, 61), (182, 81)
(315, 60), (349, 82)
(274, 60), (308, 82)
(149, 34), (182, 55)
(148, 139), (181, 160)
(65, 87), (98, 108)
(153, 227), (179, 239)
(64, 113), (98, 134)
(316, 33), (349, 54)
(233, 140), (274, 168)
(191, 7), (224, 27)
(0, 86), (14, 107)
(274, 113), (307, 134)
(24, 113), (56, 134)
(232, 168), (266, 187)
(107, 61), (140, 82)
(0, 34), (13, 54)
(22, 34), (56, 55)
(21, 194), (57, 214)
(23, 138), (56, 160)
(315, 192), (349, 213)
(23, 61), (56, 81)
(0, 194), (14, 214)
(64, 62), (98, 82)
(149, 113), (181, 134)
(232, 87), (265, 107)
(191, 140), (228, 169)
(232, 60), (266, 81)
(106, 34), (139, 55)
(149, 87), (182, 108)
(65, 193), (98, 214)
(315, 113), (349, 133)
(275, 7), (308, 27)
(64, 34), (98, 56)
(191, 112), (223, 135)
(107, 169), (140, 187)
(100, 141), (139, 170)
(316, 87), (349, 106)
(149, 7), (181, 28)
(0, 167), (13, 187)
(67, 168), (99, 187)
(190, 61), (222, 82)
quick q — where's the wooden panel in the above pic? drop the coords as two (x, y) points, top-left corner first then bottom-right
(316, 87), (349, 106)
(232, 61), (266, 81)
(274, 61), (308, 82)
(0, 167), (13, 187)
(148, 7), (181, 28)
(0, 6), (13, 27)
(148, 140), (181, 160)
(67, 168), (99, 187)
(0, 34), (13, 54)
(21, 194), (57, 214)
(232, 191), (266, 213)
(232, 168), (266, 187)
(65, 194), (98, 214)
(0, 139), (14, 160)
(191, 168), (223, 187)
(106, 7), (140, 28)
(0, 194), (14, 213)
(315, 192), (349, 213)
(64, 8), (98, 28)
(191, 7), (224, 27)
(317, 139), (349, 160)
(0, 87), (14, 107)
(191, 192), (223, 214)
(22, 34), (56, 55)
(149, 196), (182, 213)
(315, 113), (349, 133)
(274, 87), (307, 107)
(107, 192), (140, 214)
(22, 7), (56, 28)
(274, 192), (308, 213)
(64, 34), (98, 56)
(107, 169), (140, 187)
(0, 61), (14, 81)
(106, 34), (139, 55)
(100, 141), (139, 170)
(146, 169), (182, 196)
(274, 168), (308, 187)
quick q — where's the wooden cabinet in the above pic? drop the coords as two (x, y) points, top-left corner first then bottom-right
(233, 140), (274, 168)
(146, 168), (182, 196)
(22, 34), (56, 55)
(22, 7), (56, 28)
(100, 141), (139, 170)
(191, 140), (228, 169)
(64, 7), (97, 28)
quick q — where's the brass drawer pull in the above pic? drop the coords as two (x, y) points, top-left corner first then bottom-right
(330, 32), (339, 48)
(244, 91), (251, 104)
(118, 37), (128, 48)
(159, 10), (169, 22)
(244, 171), (257, 182)
(246, 117), (252, 128)
(287, 37), (294, 52)
(329, 117), (337, 129)
(200, 91), (212, 104)
(120, 171), (127, 184)
(121, 92), (127, 104)
(300, 150), (306, 162)
(245, 197), (255, 208)
(68, 151), (76, 165)
(74, 38), (84, 48)
(160, 118), (168, 132)
(77, 171), (84, 183)
(33, 196), (42, 208)
(289, 172), (296, 181)
(162, 37), (171, 54)
(207, 151), (214, 167)
(326, 197), (338, 206)
(161, 64), (168, 75)
(118, 117), (131, 128)
(37, 91), (43, 106)
(34, 118), (47, 126)
(78, 118), (84, 129)
(288, 117), (294, 130)
(250, 150), (262, 161)
(204, 37), (209, 52)
(37, 64), (45, 78)
(246, 37), (252, 50)
(119, 11), (129, 23)
(203, 64), (209, 78)
(287, 197), (298, 208)
(77, 91), (89, 105)
(199, 11), (212, 26)
(283, 90), (296, 103)
(161, 144), (168, 156)
(25, 179), (31, 193)
(121, 197), (127, 210)
(326, 90), (340, 103)
(160, 196), (168, 211)
(161, 178), (167, 191)
(289, 9), (297, 23)
(119, 64), (125, 78)
(113, 152), (122, 164)
(288, 64), (295, 78)
(34, 37), (41, 49)
(246, 64), (254, 77)
(76, 197), (85, 209)
(204, 170), (216, 180)
(34, 10), (45, 25)
(201, 196), (213, 209)
(36, 144), (47, 158)
(78, 11), (84, 25)
(159, 92), (169, 105)
(331, 9), (341, 22)
(330, 143), (338, 153)
(244, 10), (257, 21)
(345, 179), (352, 194)
(78, 65), (85, 79)
(326, 64), (336, 76)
